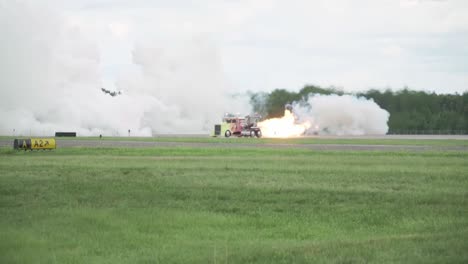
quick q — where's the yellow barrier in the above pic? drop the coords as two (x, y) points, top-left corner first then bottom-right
(14, 138), (56, 150)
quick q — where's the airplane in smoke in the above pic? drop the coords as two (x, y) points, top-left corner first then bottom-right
(101, 87), (122, 97)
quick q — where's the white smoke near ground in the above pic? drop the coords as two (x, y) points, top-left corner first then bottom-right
(299, 94), (390, 135)
(259, 94), (389, 137)
(0, 1), (248, 137)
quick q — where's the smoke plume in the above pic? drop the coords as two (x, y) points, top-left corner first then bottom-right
(0, 1), (248, 137)
(258, 94), (389, 137)
(0, 2), (388, 137)
(296, 94), (390, 136)
(259, 94), (389, 137)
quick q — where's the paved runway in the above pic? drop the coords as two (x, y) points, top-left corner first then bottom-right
(299, 135), (468, 140)
(1, 135), (467, 152)
(151, 134), (468, 140)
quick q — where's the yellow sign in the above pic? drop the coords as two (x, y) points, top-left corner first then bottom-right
(30, 138), (56, 150)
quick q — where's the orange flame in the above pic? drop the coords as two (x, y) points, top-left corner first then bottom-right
(258, 110), (311, 138)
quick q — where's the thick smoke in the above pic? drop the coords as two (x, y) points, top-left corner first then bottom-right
(0, 2), (387, 137)
(0, 2), (247, 136)
(295, 94), (390, 135)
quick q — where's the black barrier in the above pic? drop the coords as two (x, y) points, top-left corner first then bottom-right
(55, 132), (76, 137)
(14, 139), (31, 150)
(214, 125), (221, 136)
(14, 138), (56, 151)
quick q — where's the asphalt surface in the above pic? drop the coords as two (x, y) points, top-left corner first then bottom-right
(59, 140), (467, 152)
(151, 134), (468, 140)
(301, 135), (468, 140)
(1, 136), (467, 152)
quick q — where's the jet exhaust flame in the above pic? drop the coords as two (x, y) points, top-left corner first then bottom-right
(258, 109), (311, 138)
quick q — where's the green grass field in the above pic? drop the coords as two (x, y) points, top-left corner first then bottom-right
(1, 144), (467, 263)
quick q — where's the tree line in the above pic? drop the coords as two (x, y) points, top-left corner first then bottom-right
(249, 85), (468, 134)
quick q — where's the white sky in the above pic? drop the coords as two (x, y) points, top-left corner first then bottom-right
(61, 0), (468, 94)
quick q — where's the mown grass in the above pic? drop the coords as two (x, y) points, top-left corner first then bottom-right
(1, 146), (467, 263)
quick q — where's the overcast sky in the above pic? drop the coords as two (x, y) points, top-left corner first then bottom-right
(60, 0), (468, 94)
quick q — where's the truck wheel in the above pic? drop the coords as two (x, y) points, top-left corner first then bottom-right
(255, 130), (262, 138)
(225, 130), (231, 138)
(250, 131), (255, 137)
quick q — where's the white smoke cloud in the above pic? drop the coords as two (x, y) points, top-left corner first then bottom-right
(0, 2), (388, 138)
(295, 94), (390, 135)
(0, 1), (249, 137)
(125, 38), (231, 134)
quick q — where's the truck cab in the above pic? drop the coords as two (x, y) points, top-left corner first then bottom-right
(212, 114), (262, 138)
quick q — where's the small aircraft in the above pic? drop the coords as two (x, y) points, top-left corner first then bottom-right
(101, 88), (122, 97)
